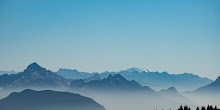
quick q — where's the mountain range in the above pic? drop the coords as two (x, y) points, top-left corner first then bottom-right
(0, 89), (105, 110)
(55, 68), (95, 80)
(0, 62), (218, 95)
(0, 63), (68, 89)
(0, 70), (16, 75)
(84, 73), (101, 82)
(0, 62), (219, 110)
(55, 68), (213, 91)
(71, 74), (155, 93)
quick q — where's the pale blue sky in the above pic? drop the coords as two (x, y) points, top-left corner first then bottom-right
(0, 0), (220, 79)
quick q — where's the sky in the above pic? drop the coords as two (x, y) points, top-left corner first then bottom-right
(0, 0), (220, 80)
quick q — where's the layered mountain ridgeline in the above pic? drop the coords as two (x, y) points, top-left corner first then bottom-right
(0, 63), (68, 89)
(0, 70), (16, 75)
(55, 68), (96, 79)
(194, 76), (220, 94)
(71, 74), (156, 94)
(100, 68), (213, 91)
(0, 89), (105, 110)
(84, 73), (101, 83)
(0, 63), (219, 110)
(159, 87), (184, 98)
(0, 63), (215, 92)
(70, 75), (192, 110)
(158, 87), (191, 104)
(56, 68), (213, 91)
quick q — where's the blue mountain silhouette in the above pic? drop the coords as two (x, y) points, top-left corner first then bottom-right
(0, 63), (68, 88)
(0, 89), (105, 110)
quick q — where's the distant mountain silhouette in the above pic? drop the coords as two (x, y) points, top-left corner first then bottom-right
(100, 68), (213, 91)
(194, 76), (220, 94)
(159, 87), (191, 104)
(84, 73), (101, 82)
(0, 70), (16, 75)
(55, 68), (94, 79)
(71, 74), (155, 93)
(56, 68), (213, 91)
(0, 89), (105, 110)
(159, 87), (184, 98)
(0, 62), (68, 89)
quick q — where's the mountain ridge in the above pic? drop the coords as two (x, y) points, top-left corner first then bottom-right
(0, 70), (16, 76)
(56, 68), (213, 91)
(194, 76), (220, 94)
(71, 74), (156, 94)
(0, 63), (69, 89)
(0, 89), (105, 110)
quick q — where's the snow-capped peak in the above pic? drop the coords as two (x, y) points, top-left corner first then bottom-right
(125, 68), (151, 73)
(138, 68), (151, 73)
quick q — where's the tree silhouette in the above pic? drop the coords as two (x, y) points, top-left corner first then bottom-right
(178, 105), (183, 110)
(184, 106), (191, 110)
(207, 105), (214, 110)
(178, 105), (219, 110)
(214, 106), (217, 110)
(210, 105), (214, 110)
(201, 106), (206, 110)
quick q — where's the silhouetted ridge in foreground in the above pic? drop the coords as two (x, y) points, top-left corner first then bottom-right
(0, 89), (105, 110)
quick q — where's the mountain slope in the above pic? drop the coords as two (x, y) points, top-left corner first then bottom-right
(71, 74), (155, 93)
(0, 89), (105, 110)
(194, 76), (220, 94)
(0, 62), (68, 89)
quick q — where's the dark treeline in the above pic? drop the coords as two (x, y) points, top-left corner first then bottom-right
(178, 105), (220, 110)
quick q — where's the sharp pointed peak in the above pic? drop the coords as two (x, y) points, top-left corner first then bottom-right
(25, 62), (45, 71)
(28, 62), (39, 66)
(106, 74), (126, 80)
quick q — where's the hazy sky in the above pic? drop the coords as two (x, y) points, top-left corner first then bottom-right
(0, 0), (219, 79)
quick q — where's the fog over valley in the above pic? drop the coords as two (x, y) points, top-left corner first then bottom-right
(0, 63), (219, 110)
